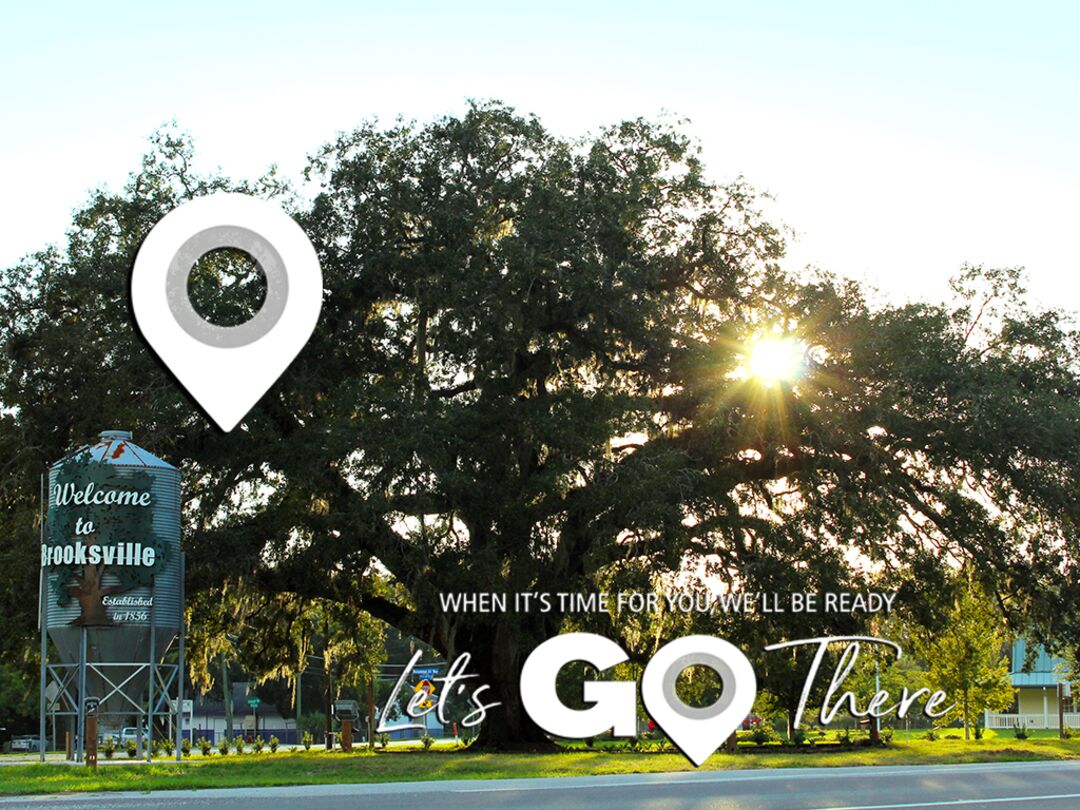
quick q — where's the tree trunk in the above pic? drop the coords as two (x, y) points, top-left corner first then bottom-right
(456, 622), (558, 752)
(68, 565), (115, 626)
(724, 729), (738, 754)
(963, 693), (970, 740)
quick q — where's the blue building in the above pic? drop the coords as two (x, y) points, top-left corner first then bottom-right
(985, 640), (1075, 730)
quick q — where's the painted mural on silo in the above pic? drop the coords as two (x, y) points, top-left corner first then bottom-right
(41, 430), (181, 712)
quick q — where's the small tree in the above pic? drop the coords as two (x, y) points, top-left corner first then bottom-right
(914, 580), (1014, 739)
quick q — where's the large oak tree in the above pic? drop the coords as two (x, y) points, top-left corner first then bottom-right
(2, 103), (1078, 748)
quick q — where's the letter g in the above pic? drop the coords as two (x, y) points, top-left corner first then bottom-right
(520, 632), (636, 738)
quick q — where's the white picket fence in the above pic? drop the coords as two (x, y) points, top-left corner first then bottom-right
(985, 712), (1080, 730)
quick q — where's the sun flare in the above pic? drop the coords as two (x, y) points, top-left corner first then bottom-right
(745, 336), (804, 384)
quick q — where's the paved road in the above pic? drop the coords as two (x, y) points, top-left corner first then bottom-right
(2, 760), (1080, 809)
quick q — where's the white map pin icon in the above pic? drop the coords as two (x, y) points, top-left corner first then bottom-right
(132, 193), (322, 432)
(641, 635), (757, 767)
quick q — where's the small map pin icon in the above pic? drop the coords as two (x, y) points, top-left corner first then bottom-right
(641, 635), (757, 766)
(132, 193), (322, 432)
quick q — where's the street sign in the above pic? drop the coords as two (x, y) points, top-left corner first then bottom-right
(170, 699), (194, 713)
(247, 696), (261, 709)
(84, 697), (100, 716)
(414, 666), (440, 679)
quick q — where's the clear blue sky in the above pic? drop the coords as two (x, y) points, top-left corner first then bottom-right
(2, 1), (1077, 308)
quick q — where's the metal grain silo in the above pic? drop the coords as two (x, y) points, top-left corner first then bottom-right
(41, 430), (183, 750)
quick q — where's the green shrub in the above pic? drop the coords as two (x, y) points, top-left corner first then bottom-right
(789, 728), (806, 746)
(102, 736), (115, 759)
(377, 732), (389, 750)
(125, 739), (138, 758)
(233, 735), (246, 754)
(837, 728), (853, 746)
(421, 733), (434, 751)
(197, 736), (213, 756)
(924, 729), (938, 741)
(750, 724), (772, 746)
(251, 736), (264, 753)
(269, 735), (279, 753)
(302, 730), (313, 751)
(1062, 724), (1074, 740)
(881, 728), (894, 744)
(181, 737), (191, 757)
(162, 736), (175, 756)
(151, 737), (163, 757)
(1013, 723), (1028, 740)
(218, 736), (230, 756)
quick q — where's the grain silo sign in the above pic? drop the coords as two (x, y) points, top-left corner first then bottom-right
(43, 449), (169, 626)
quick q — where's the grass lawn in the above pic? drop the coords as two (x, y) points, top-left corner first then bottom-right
(2, 735), (1079, 796)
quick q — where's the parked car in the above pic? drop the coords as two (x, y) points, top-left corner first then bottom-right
(9, 735), (43, 752)
(118, 726), (149, 745)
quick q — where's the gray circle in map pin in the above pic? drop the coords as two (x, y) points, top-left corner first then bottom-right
(659, 651), (738, 720)
(165, 225), (288, 349)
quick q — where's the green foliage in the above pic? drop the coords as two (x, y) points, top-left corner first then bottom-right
(1062, 724), (1074, 740)
(101, 736), (115, 759)
(181, 737), (191, 757)
(302, 731), (313, 751)
(377, 733), (389, 750)
(218, 737), (230, 756)
(421, 734), (434, 751)
(298, 714), (326, 738)
(161, 736), (174, 757)
(0, 664), (37, 723)
(125, 740), (137, 758)
(187, 592), (386, 710)
(750, 724), (775, 746)
(924, 729), (938, 741)
(913, 579), (1014, 740)
(1013, 723), (1029, 740)
(269, 735), (279, 753)
(233, 736), (246, 755)
(251, 736), (264, 753)
(197, 736), (212, 756)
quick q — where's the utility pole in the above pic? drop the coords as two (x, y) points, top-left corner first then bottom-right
(1060, 682), (1066, 738)
(367, 677), (375, 750)
(221, 653), (233, 743)
(295, 667), (302, 745)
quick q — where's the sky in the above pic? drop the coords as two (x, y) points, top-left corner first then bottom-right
(2, 1), (1077, 311)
